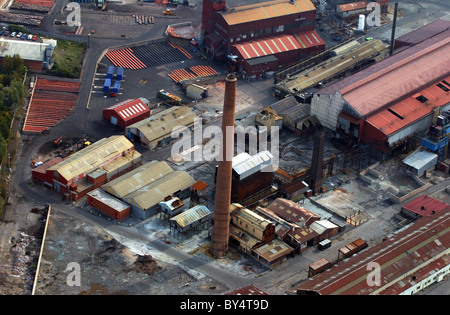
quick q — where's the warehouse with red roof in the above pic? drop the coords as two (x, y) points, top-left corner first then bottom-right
(102, 98), (150, 129)
(310, 20), (450, 155)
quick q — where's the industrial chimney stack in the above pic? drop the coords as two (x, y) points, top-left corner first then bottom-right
(210, 73), (237, 258)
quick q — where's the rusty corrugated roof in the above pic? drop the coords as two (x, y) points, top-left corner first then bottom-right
(319, 32), (450, 118)
(293, 207), (450, 295)
(233, 34), (303, 60)
(220, 0), (315, 26)
(336, 1), (368, 12)
(365, 76), (450, 136)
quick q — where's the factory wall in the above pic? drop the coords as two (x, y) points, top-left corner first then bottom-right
(311, 92), (348, 131)
(87, 194), (131, 221)
(231, 170), (273, 203)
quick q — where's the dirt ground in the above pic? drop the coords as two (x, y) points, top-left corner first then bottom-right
(34, 209), (229, 295)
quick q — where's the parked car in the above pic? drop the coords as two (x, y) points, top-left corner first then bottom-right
(4, 31), (10, 37)
(16, 32), (22, 38)
(27, 34), (33, 40)
(32, 35), (37, 41)
(21, 33), (27, 40)
(10, 32), (16, 37)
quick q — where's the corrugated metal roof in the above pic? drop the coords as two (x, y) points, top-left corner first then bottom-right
(105, 98), (150, 122)
(48, 135), (134, 182)
(320, 34), (450, 118)
(295, 30), (326, 49)
(277, 39), (387, 95)
(124, 171), (196, 210)
(294, 208), (450, 295)
(402, 150), (438, 171)
(267, 198), (319, 225)
(395, 19), (450, 51)
(253, 238), (294, 262)
(310, 220), (338, 235)
(233, 151), (273, 179)
(102, 161), (173, 198)
(87, 189), (129, 212)
(220, 0), (315, 26)
(402, 195), (449, 217)
(364, 76), (450, 136)
(233, 34), (303, 60)
(0, 38), (53, 61)
(170, 205), (211, 228)
(127, 106), (198, 143)
(336, 1), (368, 12)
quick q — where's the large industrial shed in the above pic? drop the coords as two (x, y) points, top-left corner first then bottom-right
(311, 25), (450, 155)
(103, 98), (150, 129)
(31, 135), (141, 200)
(273, 39), (388, 98)
(125, 106), (199, 149)
(202, 0), (324, 76)
(203, 0), (318, 48)
(293, 207), (450, 295)
(101, 161), (196, 219)
(0, 38), (56, 73)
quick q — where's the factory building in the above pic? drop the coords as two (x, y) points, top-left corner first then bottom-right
(31, 135), (142, 201)
(103, 98), (151, 129)
(267, 198), (320, 226)
(265, 95), (318, 135)
(229, 203), (294, 266)
(101, 161), (196, 219)
(202, 0), (325, 78)
(400, 194), (449, 220)
(87, 188), (131, 221)
(0, 38), (56, 73)
(228, 151), (274, 203)
(125, 106), (199, 149)
(169, 205), (212, 236)
(293, 207), (450, 295)
(273, 39), (388, 99)
(311, 23), (450, 155)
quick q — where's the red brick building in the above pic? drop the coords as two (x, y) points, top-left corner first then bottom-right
(203, 0), (325, 78)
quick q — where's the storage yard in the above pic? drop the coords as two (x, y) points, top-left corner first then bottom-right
(0, 0), (449, 297)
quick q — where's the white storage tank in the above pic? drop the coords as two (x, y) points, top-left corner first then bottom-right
(358, 14), (365, 31)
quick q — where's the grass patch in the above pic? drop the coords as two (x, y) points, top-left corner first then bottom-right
(47, 39), (86, 79)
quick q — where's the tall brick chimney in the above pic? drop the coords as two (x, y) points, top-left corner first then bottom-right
(210, 73), (237, 258)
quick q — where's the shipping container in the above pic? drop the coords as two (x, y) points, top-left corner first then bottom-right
(318, 239), (332, 250)
(107, 66), (115, 79)
(338, 238), (368, 260)
(103, 78), (111, 92)
(112, 81), (121, 93)
(116, 67), (124, 80)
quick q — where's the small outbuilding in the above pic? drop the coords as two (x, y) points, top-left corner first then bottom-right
(403, 150), (438, 177)
(87, 188), (131, 221)
(169, 205), (212, 235)
(103, 98), (151, 129)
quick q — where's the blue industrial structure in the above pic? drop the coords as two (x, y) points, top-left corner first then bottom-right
(421, 111), (450, 160)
